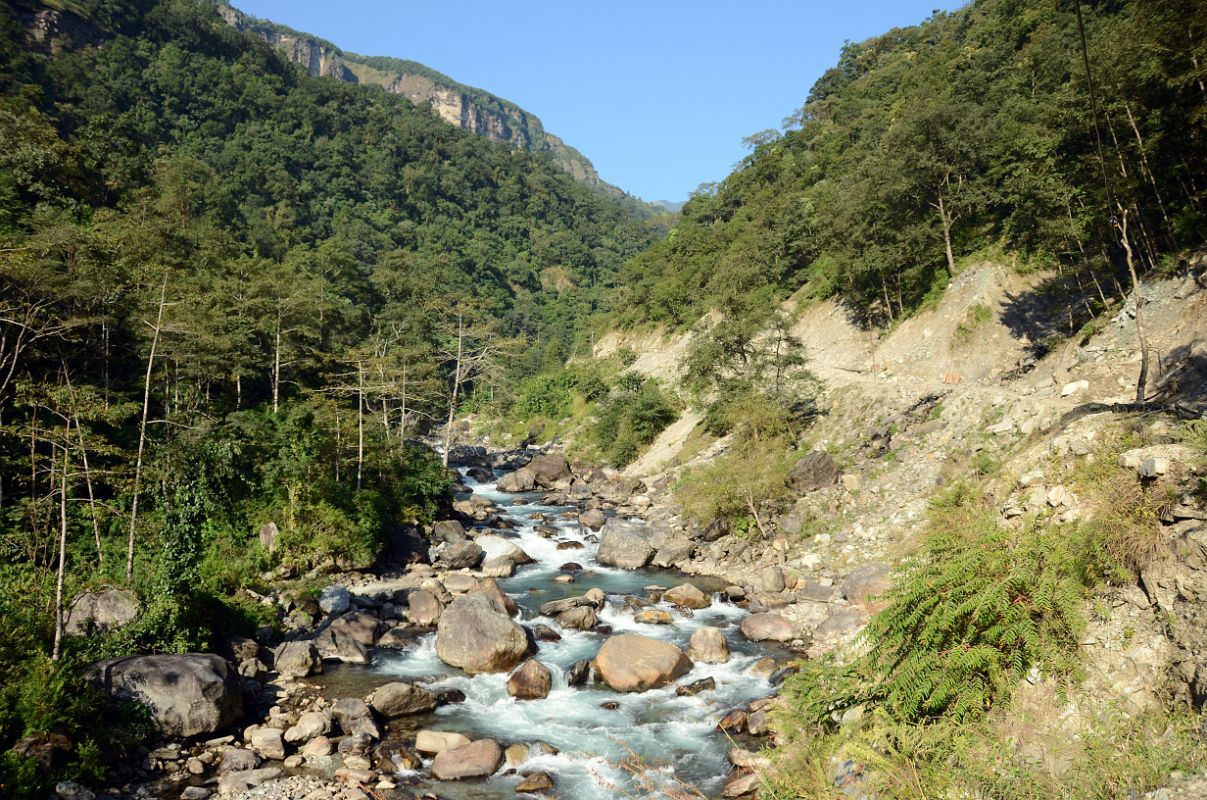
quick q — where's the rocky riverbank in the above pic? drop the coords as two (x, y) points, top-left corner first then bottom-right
(65, 446), (810, 800)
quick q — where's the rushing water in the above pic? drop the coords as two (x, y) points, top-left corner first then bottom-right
(325, 471), (783, 799)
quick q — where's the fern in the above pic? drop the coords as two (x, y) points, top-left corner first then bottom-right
(786, 484), (1103, 727)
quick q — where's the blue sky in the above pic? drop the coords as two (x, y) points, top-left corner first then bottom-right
(231, 1), (966, 202)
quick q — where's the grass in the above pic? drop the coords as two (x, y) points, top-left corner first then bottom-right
(953, 302), (994, 346)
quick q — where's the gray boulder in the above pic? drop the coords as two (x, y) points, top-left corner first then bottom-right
(841, 562), (892, 603)
(596, 520), (655, 569)
(787, 450), (842, 492)
(65, 589), (140, 636)
(318, 585), (351, 616)
(431, 519), (468, 543)
(331, 697), (381, 739)
(496, 466), (537, 493)
(435, 591), (530, 674)
(405, 589), (443, 626)
(528, 453), (571, 488)
(367, 682), (438, 717)
(740, 613), (796, 642)
(90, 654), (243, 738)
(430, 738), (503, 780)
(273, 641), (321, 678)
(435, 540), (485, 569)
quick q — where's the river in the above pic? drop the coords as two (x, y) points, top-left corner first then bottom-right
(316, 469), (784, 799)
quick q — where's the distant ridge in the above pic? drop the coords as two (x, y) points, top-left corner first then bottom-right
(221, 2), (626, 198)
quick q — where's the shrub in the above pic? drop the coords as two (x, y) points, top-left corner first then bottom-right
(588, 374), (678, 466)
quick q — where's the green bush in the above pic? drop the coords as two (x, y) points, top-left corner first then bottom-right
(588, 374), (678, 466)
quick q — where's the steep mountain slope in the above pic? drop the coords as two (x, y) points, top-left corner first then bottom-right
(219, 2), (623, 196)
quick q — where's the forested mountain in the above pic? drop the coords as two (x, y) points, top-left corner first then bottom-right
(611, 0), (1206, 335)
(218, 3), (625, 195)
(0, 0), (656, 728)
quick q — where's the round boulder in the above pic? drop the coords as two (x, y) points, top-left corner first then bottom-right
(594, 634), (693, 692)
(436, 592), (530, 674)
(663, 583), (711, 609)
(64, 589), (139, 636)
(89, 654), (243, 738)
(368, 682), (438, 717)
(596, 520), (655, 569)
(430, 738), (503, 780)
(740, 613), (795, 642)
(507, 660), (553, 700)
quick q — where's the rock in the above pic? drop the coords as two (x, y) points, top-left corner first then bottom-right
(258, 521), (279, 553)
(319, 585), (351, 616)
(431, 519), (467, 543)
(331, 698), (381, 740)
(539, 596), (594, 616)
(730, 748), (772, 770)
(556, 605), (597, 630)
(594, 634), (693, 692)
(481, 555), (517, 578)
(663, 583), (711, 609)
(443, 573), (480, 594)
(717, 709), (748, 733)
(507, 660), (553, 700)
(301, 736), (333, 757)
(55, 781), (95, 800)
(567, 658), (591, 687)
(405, 589), (443, 626)
(748, 658), (778, 678)
(516, 771), (555, 792)
(651, 537), (696, 568)
(64, 589), (139, 636)
(436, 540), (485, 569)
(689, 626), (730, 664)
(89, 654), (243, 738)
(528, 453), (572, 487)
(676, 677), (716, 696)
(497, 466), (537, 492)
(325, 611), (383, 646)
(217, 767), (283, 795)
(580, 508), (606, 530)
(788, 450), (841, 492)
(415, 730), (471, 755)
(430, 739), (503, 780)
(1140, 457), (1169, 478)
(377, 626), (414, 648)
(368, 682), (438, 717)
(758, 566), (786, 593)
(436, 591), (530, 674)
(12, 733), (72, 770)
(274, 640), (321, 678)
(840, 473), (862, 492)
(479, 576), (519, 616)
(841, 562), (892, 603)
(1061, 379), (1090, 396)
(250, 727), (286, 760)
(217, 747), (260, 773)
(740, 613), (795, 642)
(584, 587), (607, 606)
(284, 712), (332, 744)
(634, 609), (673, 625)
(180, 788), (211, 800)
(722, 771), (760, 797)
(596, 520), (655, 569)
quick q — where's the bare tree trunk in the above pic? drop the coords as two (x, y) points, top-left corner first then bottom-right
(1115, 209), (1151, 402)
(933, 187), (958, 276)
(127, 279), (166, 583)
(1124, 103), (1174, 244)
(75, 418), (102, 563)
(357, 361), (365, 491)
(52, 450), (68, 662)
(442, 313), (464, 468)
(235, 372), (242, 410)
(272, 307), (282, 414)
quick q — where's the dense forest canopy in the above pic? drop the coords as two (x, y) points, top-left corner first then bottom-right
(610, 0), (1206, 332)
(0, 0), (658, 730)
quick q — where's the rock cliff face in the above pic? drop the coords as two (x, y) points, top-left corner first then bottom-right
(220, 5), (615, 194)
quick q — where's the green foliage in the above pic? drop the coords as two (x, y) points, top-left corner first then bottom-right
(953, 302), (993, 345)
(587, 374), (678, 467)
(610, 0), (1206, 329)
(675, 436), (797, 532)
(786, 484), (1108, 726)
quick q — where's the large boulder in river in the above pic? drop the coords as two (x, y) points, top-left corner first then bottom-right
(596, 520), (655, 569)
(507, 659), (553, 700)
(436, 591), (530, 674)
(528, 453), (571, 488)
(89, 654), (243, 738)
(64, 589), (140, 636)
(430, 738), (503, 780)
(405, 589), (443, 626)
(689, 626), (730, 664)
(787, 450), (842, 492)
(663, 583), (711, 609)
(579, 507), (606, 530)
(594, 634), (693, 692)
(496, 466), (537, 493)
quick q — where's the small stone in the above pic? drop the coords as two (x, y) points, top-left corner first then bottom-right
(634, 609), (673, 625)
(1061, 379), (1090, 397)
(516, 771), (555, 792)
(1140, 457), (1169, 478)
(415, 730), (471, 754)
(250, 727), (286, 760)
